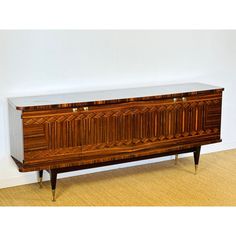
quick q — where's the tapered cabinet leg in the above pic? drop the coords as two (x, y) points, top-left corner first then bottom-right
(50, 170), (58, 202)
(193, 146), (201, 175)
(38, 170), (43, 188)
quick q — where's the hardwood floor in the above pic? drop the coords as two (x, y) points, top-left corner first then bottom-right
(0, 149), (236, 206)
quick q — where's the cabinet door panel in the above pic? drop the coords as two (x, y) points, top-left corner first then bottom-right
(81, 107), (133, 152)
(23, 111), (83, 163)
(24, 124), (48, 151)
(132, 94), (222, 151)
(133, 102), (183, 144)
(204, 99), (222, 131)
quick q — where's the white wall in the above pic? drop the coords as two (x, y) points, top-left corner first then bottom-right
(0, 30), (236, 188)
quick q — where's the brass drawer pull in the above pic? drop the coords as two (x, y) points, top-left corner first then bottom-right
(83, 107), (89, 111)
(72, 108), (78, 112)
(173, 98), (177, 102)
(182, 97), (187, 102)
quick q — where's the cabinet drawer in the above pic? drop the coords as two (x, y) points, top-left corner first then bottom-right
(24, 124), (47, 151)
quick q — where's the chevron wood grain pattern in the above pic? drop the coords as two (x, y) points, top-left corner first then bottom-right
(18, 92), (222, 168)
(8, 83), (223, 200)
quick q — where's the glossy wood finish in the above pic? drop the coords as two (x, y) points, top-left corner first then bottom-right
(9, 82), (222, 111)
(8, 83), (224, 200)
(18, 92), (222, 170)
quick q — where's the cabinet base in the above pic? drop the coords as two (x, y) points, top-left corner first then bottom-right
(36, 146), (202, 201)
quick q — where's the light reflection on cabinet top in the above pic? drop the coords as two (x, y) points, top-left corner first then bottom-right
(8, 82), (223, 111)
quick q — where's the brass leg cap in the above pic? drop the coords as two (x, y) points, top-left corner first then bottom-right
(195, 165), (198, 175)
(52, 190), (56, 202)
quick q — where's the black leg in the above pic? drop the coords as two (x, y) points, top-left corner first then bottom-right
(50, 169), (58, 202)
(193, 146), (201, 175)
(38, 170), (43, 188)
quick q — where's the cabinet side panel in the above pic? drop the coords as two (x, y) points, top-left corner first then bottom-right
(8, 104), (24, 162)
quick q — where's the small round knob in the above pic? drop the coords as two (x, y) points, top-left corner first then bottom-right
(72, 108), (78, 112)
(83, 107), (89, 111)
(173, 98), (177, 102)
(182, 97), (187, 102)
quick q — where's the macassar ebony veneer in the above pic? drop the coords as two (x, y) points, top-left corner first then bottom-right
(8, 83), (224, 201)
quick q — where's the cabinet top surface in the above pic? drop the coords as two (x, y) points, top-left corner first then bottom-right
(8, 82), (223, 110)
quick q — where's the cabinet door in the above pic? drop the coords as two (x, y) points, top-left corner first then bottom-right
(132, 93), (222, 152)
(23, 109), (83, 164)
(132, 100), (181, 144)
(80, 104), (134, 158)
(176, 94), (222, 139)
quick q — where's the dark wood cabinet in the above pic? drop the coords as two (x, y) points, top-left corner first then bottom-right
(8, 83), (224, 201)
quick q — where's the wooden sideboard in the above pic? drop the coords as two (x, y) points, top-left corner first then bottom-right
(8, 83), (224, 201)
